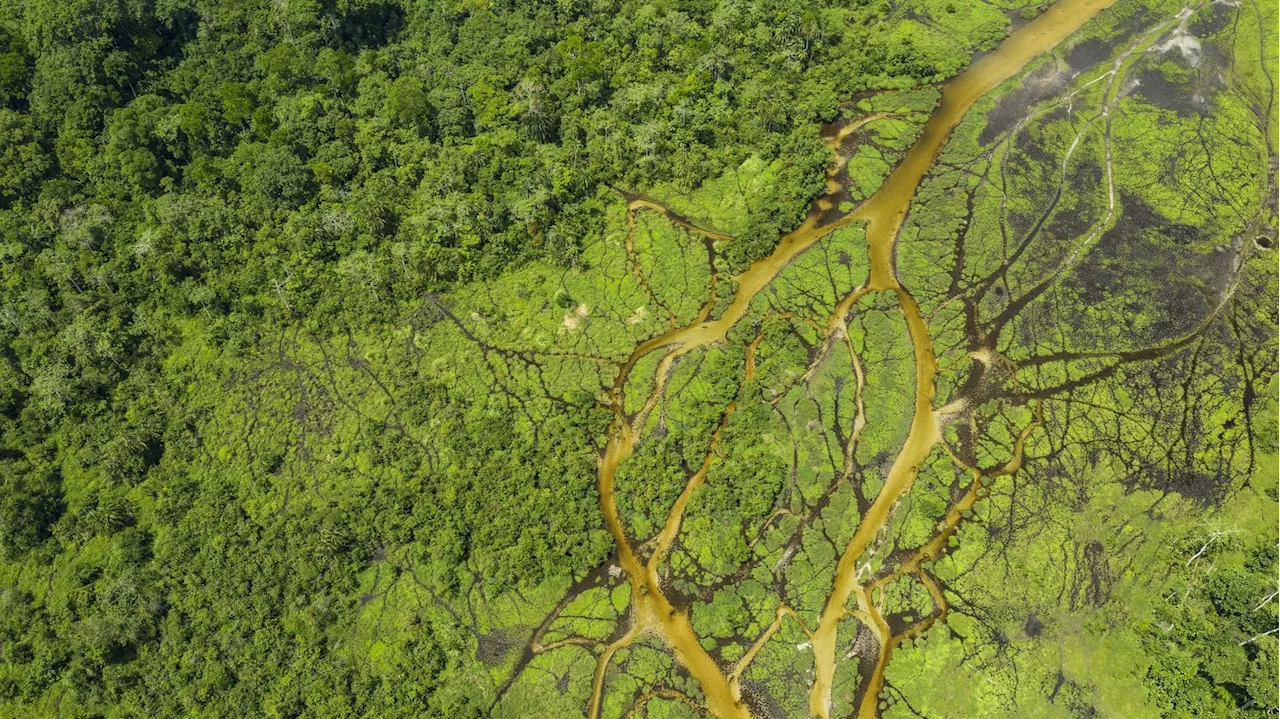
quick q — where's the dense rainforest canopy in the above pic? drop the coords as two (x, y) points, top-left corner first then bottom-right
(0, 0), (1276, 717)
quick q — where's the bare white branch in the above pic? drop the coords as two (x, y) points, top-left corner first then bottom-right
(1254, 589), (1279, 612)
(1238, 627), (1279, 646)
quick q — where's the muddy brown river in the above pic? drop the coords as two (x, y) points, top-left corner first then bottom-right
(591, 0), (1119, 716)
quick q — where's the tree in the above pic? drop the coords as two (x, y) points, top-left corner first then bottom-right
(0, 462), (64, 559)
(0, 109), (46, 202)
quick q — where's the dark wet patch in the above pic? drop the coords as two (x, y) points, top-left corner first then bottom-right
(1190, 4), (1233, 38)
(1006, 209), (1035, 240)
(1006, 7), (1037, 33)
(1200, 40), (1231, 75)
(1136, 22), (1233, 115)
(1152, 462), (1235, 505)
(1044, 206), (1093, 248)
(476, 630), (515, 664)
(1024, 614), (1044, 637)
(1108, 3), (1154, 40)
(1067, 194), (1227, 344)
(1081, 540), (1113, 607)
(978, 64), (1070, 146)
(1065, 160), (1104, 197)
(814, 185), (856, 227)
(1001, 107), (1063, 193)
(649, 419), (668, 439)
(1135, 67), (1179, 109)
(846, 624), (882, 708)
(1134, 66), (1207, 116)
(1004, 113), (1072, 228)
(740, 679), (786, 719)
(1066, 38), (1113, 73)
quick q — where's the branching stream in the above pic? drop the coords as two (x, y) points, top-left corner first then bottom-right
(573, 1), (1125, 717)
(494, 0), (1273, 714)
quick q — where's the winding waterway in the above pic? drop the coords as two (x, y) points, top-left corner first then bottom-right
(591, 1), (1119, 716)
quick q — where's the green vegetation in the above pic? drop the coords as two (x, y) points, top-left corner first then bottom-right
(0, 0), (1276, 717)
